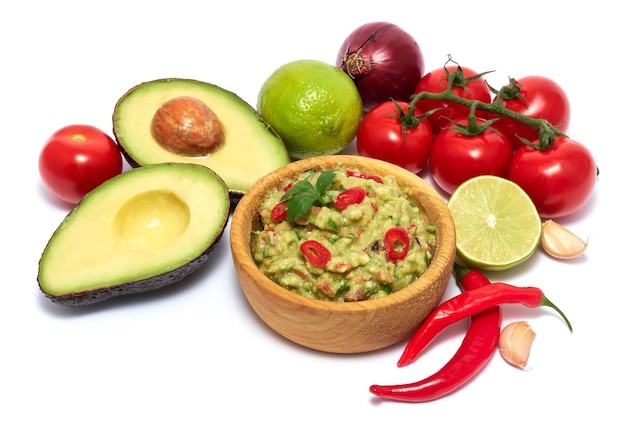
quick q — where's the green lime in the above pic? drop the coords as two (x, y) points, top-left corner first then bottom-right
(447, 175), (542, 271)
(257, 59), (363, 160)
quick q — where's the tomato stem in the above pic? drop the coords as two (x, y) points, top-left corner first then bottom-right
(443, 104), (502, 137)
(70, 133), (88, 143)
(389, 99), (438, 142)
(410, 66), (567, 151)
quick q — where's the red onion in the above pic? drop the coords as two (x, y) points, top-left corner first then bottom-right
(336, 22), (425, 112)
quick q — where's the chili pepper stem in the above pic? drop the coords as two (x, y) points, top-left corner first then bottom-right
(397, 283), (572, 367)
(541, 295), (573, 333)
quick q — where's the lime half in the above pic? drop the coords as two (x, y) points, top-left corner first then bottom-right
(447, 175), (542, 271)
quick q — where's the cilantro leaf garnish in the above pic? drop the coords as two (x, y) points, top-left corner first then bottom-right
(280, 169), (337, 223)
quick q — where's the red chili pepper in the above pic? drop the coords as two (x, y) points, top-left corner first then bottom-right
(397, 281), (573, 367)
(334, 187), (366, 210)
(369, 264), (502, 402)
(455, 264), (491, 290)
(270, 200), (288, 222)
(300, 240), (331, 267)
(384, 227), (410, 261)
(346, 170), (383, 184)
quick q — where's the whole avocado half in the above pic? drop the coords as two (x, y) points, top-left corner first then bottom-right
(37, 163), (230, 307)
(112, 78), (291, 208)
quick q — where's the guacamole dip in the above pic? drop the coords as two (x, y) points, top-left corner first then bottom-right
(250, 166), (437, 302)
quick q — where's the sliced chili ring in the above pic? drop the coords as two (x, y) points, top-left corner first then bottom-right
(346, 170), (383, 184)
(270, 200), (288, 222)
(384, 227), (410, 261)
(334, 187), (366, 210)
(300, 240), (332, 267)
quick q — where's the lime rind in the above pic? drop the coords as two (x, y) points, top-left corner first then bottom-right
(257, 59), (363, 160)
(448, 175), (541, 271)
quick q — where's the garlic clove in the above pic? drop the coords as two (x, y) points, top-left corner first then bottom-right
(541, 219), (588, 259)
(499, 321), (536, 370)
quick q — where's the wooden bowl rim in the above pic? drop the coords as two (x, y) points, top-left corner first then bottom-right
(231, 155), (456, 315)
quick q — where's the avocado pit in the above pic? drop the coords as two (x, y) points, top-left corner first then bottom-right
(151, 96), (224, 156)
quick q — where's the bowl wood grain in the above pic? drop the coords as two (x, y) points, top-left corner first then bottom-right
(230, 155), (456, 353)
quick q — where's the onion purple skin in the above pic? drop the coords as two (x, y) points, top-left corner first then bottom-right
(336, 22), (425, 113)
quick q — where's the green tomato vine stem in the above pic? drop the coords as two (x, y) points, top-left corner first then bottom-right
(408, 77), (567, 151)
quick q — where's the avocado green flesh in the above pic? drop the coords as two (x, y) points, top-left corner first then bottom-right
(37, 163), (230, 306)
(112, 78), (291, 204)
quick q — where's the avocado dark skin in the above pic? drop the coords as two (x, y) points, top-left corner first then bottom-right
(37, 163), (231, 307)
(40, 227), (225, 307)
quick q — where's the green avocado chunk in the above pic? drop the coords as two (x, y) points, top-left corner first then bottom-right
(37, 163), (230, 307)
(112, 78), (291, 206)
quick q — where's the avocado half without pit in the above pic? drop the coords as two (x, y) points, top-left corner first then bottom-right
(37, 163), (230, 306)
(112, 78), (291, 206)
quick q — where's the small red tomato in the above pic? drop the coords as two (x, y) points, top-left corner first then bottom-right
(300, 240), (332, 267)
(415, 65), (491, 134)
(492, 75), (570, 148)
(334, 187), (366, 210)
(384, 227), (410, 261)
(507, 137), (596, 218)
(356, 100), (434, 174)
(429, 118), (514, 194)
(39, 124), (123, 204)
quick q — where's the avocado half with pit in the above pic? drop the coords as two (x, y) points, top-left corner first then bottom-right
(37, 163), (230, 307)
(112, 78), (291, 206)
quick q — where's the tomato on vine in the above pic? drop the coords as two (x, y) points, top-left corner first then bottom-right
(39, 124), (123, 204)
(429, 117), (514, 195)
(414, 60), (492, 134)
(356, 100), (435, 174)
(506, 136), (596, 218)
(491, 75), (570, 148)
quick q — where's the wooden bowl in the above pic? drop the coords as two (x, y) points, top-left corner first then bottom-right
(230, 155), (456, 353)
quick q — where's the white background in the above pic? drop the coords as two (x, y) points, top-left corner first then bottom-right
(1, 1), (623, 435)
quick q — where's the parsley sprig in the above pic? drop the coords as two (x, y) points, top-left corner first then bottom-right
(280, 169), (337, 223)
